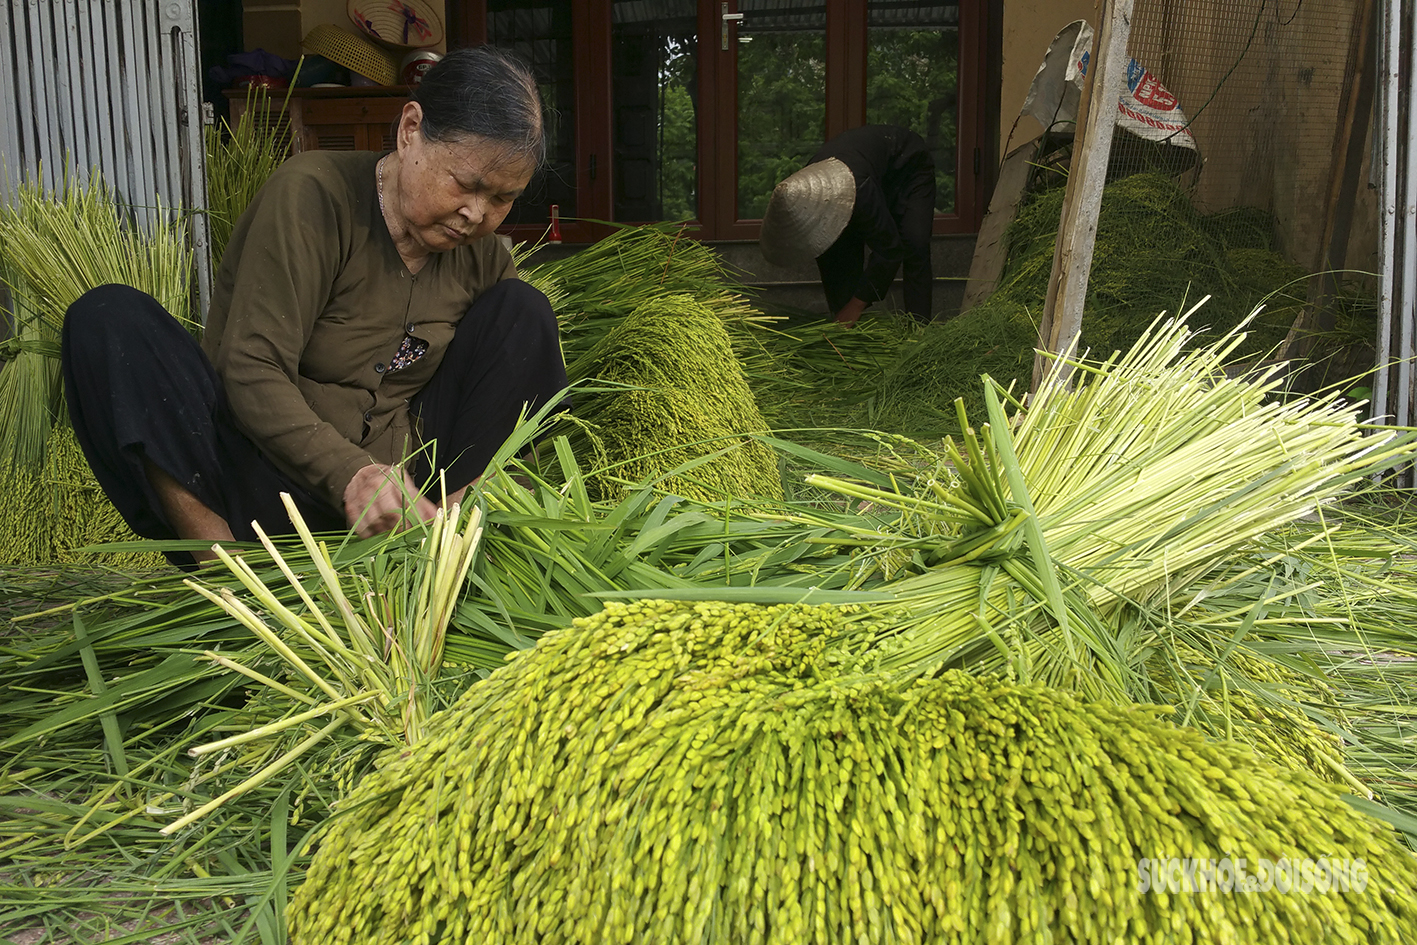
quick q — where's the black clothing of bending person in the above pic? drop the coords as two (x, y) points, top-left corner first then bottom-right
(760, 124), (936, 324)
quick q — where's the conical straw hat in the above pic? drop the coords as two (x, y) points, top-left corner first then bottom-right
(758, 157), (855, 267)
(348, 0), (445, 50)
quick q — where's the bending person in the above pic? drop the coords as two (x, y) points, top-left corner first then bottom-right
(62, 46), (568, 567)
(760, 124), (936, 324)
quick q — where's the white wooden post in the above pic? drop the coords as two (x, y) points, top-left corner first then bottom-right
(1032, 0), (1134, 392)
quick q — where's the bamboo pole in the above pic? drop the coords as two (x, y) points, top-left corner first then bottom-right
(1399, 0), (1417, 448)
(1373, 0), (1401, 428)
(1032, 0), (1134, 394)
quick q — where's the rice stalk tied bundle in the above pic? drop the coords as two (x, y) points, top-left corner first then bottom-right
(0, 165), (193, 332)
(865, 174), (1320, 438)
(289, 599), (1417, 945)
(163, 492), (483, 835)
(0, 165), (194, 564)
(1233, 513), (1417, 817)
(42, 424), (166, 569)
(859, 315), (1410, 647)
(790, 314), (1417, 778)
(748, 315), (921, 440)
(0, 423), (162, 568)
(0, 266), (61, 471)
(516, 222), (779, 371)
(1149, 638), (1350, 790)
(562, 292), (784, 503)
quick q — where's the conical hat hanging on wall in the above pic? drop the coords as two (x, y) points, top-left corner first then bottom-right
(348, 0), (445, 50)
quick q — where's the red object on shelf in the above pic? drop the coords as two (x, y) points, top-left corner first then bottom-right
(400, 50), (441, 85)
(548, 204), (563, 244)
(235, 75), (289, 90)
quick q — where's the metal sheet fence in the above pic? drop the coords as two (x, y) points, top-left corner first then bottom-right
(1373, 0), (1414, 472)
(0, 0), (211, 320)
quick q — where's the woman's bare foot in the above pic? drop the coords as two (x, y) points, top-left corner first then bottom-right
(143, 457), (234, 563)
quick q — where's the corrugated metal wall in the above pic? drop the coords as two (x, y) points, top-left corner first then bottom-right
(1374, 0), (1415, 467)
(0, 0), (211, 320)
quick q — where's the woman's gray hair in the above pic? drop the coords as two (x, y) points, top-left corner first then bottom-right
(412, 45), (546, 166)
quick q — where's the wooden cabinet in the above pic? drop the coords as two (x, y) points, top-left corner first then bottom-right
(225, 87), (411, 154)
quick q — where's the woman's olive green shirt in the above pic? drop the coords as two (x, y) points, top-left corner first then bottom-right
(203, 150), (516, 512)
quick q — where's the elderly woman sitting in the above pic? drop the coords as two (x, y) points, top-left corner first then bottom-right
(61, 46), (567, 566)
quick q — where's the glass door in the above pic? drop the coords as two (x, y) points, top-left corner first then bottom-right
(484, 0), (593, 238)
(611, 0), (700, 223)
(731, 1), (827, 222)
(865, 1), (962, 216)
(711, 0), (979, 237)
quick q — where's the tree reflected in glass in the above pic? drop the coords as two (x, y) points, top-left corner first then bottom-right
(737, 22), (826, 220)
(867, 26), (959, 215)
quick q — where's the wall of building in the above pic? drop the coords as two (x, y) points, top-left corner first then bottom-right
(998, 0), (1376, 278)
(1126, 0), (1369, 271)
(999, 0), (1096, 157)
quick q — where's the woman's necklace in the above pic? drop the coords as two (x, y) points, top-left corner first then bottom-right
(378, 155), (425, 274)
(376, 155), (387, 217)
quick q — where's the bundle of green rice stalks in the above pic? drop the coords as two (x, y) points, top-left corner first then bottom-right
(0, 459), (50, 566)
(1000, 173), (1296, 357)
(0, 271), (61, 470)
(0, 424), (163, 568)
(563, 293), (783, 502)
(0, 168), (193, 332)
(0, 168), (193, 565)
(1144, 641), (1348, 789)
(747, 315), (920, 442)
(866, 297), (1039, 437)
(516, 222), (779, 372)
(289, 599), (1417, 945)
(784, 314), (1417, 785)
(204, 85), (293, 269)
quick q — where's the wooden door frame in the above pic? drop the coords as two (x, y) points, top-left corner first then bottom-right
(702, 0), (735, 239)
(450, 0), (996, 242)
(451, 0), (611, 245)
(572, 0), (615, 242)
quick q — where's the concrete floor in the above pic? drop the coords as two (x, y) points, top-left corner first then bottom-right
(713, 234), (977, 321)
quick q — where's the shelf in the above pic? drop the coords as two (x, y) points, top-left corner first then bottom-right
(224, 86), (413, 153)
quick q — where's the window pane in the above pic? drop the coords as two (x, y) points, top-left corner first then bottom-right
(736, 1), (826, 220)
(866, 1), (959, 214)
(612, 1), (699, 222)
(487, 0), (575, 225)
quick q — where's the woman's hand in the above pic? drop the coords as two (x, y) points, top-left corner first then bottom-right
(343, 463), (440, 537)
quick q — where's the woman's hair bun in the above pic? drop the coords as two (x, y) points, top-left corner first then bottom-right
(413, 45), (545, 167)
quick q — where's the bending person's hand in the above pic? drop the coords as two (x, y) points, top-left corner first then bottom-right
(833, 297), (868, 325)
(343, 463), (439, 537)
